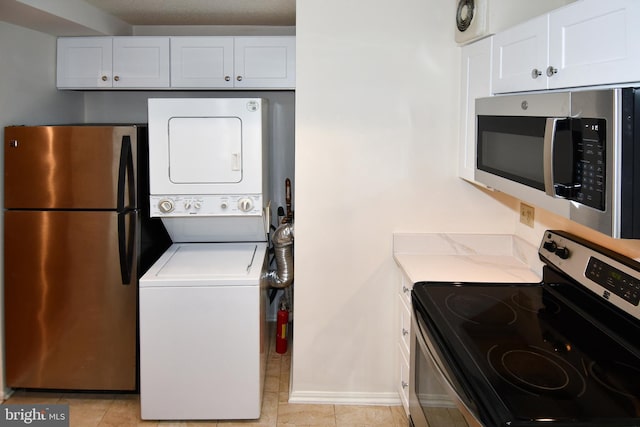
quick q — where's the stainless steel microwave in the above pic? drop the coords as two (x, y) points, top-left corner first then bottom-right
(475, 88), (639, 239)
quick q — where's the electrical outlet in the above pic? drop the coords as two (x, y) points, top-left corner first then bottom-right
(520, 203), (535, 228)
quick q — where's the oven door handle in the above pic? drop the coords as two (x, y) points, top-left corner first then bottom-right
(412, 313), (482, 426)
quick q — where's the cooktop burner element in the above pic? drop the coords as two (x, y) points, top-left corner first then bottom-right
(511, 291), (561, 315)
(487, 344), (586, 398)
(412, 229), (640, 426)
(590, 360), (640, 399)
(445, 293), (517, 326)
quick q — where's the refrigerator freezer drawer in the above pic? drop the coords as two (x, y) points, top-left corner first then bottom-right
(4, 210), (138, 390)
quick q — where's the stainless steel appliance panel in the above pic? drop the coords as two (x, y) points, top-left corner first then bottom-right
(409, 313), (475, 427)
(475, 88), (640, 238)
(4, 209), (138, 390)
(4, 126), (137, 210)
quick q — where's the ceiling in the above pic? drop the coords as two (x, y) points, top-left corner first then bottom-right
(0, 0), (295, 36)
(83, 0), (296, 26)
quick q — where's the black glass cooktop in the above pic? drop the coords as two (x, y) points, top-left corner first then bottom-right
(413, 277), (640, 426)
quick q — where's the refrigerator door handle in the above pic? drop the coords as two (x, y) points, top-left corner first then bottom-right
(118, 211), (136, 285)
(117, 136), (135, 211)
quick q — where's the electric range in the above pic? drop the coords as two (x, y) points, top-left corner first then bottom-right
(410, 230), (640, 426)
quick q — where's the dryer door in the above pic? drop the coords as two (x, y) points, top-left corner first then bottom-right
(168, 117), (242, 184)
(148, 98), (266, 196)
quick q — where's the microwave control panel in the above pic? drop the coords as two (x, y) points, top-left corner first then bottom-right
(571, 118), (606, 211)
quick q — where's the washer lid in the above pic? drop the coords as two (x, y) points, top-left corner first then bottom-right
(140, 242), (267, 286)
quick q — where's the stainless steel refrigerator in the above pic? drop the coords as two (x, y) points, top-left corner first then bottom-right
(3, 125), (170, 391)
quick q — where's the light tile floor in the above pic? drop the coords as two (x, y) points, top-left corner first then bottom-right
(4, 325), (409, 427)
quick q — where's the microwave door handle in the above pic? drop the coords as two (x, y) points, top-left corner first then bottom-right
(543, 118), (560, 197)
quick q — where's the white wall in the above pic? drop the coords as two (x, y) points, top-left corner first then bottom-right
(0, 23), (83, 127)
(291, 0), (518, 403)
(0, 21), (84, 398)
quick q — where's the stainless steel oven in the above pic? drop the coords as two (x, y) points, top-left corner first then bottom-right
(409, 230), (640, 427)
(409, 309), (480, 427)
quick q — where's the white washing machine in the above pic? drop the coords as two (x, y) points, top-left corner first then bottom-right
(140, 98), (270, 420)
(139, 242), (268, 420)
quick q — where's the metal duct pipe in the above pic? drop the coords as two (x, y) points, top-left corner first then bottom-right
(264, 222), (294, 289)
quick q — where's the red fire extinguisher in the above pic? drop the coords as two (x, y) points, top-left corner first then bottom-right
(276, 302), (289, 354)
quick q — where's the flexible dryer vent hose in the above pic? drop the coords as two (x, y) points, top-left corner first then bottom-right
(264, 222), (294, 289)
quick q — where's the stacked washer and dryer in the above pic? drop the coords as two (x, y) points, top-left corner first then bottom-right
(139, 98), (270, 421)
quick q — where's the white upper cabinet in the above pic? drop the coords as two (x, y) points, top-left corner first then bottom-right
(56, 37), (113, 88)
(233, 37), (296, 89)
(112, 38), (170, 88)
(493, 0), (640, 93)
(170, 37), (235, 88)
(57, 37), (170, 89)
(492, 15), (548, 93)
(59, 36), (295, 90)
(459, 37), (492, 183)
(170, 36), (295, 89)
(548, 0), (640, 89)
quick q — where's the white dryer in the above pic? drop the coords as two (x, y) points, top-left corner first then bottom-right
(147, 97), (269, 243)
(139, 243), (268, 420)
(140, 98), (270, 421)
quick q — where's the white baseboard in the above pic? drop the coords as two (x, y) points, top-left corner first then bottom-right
(288, 390), (402, 406)
(2, 388), (14, 402)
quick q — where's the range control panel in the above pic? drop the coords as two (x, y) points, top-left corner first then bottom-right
(539, 230), (640, 319)
(149, 195), (263, 217)
(586, 257), (640, 306)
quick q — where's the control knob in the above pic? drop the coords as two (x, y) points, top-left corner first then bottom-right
(555, 246), (570, 259)
(543, 240), (557, 252)
(238, 198), (254, 212)
(158, 199), (175, 213)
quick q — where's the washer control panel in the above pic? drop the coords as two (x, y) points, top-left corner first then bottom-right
(150, 195), (263, 217)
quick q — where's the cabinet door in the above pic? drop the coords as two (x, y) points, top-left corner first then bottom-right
(170, 37), (234, 88)
(112, 37), (170, 88)
(234, 36), (296, 89)
(459, 37), (492, 183)
(398, 344), (410, 412)
(492, 14), (549, 93)
(56, 37), (113, 88)
(548, 0), (640, 89)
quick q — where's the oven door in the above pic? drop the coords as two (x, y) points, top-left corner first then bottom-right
(409, 311), (481, 427)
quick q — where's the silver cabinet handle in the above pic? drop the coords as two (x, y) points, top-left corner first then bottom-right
(225, 76), (231, 82)
(531, 68), (542, 79)
(101, 75), (108, 82)
(401, 381), (409, 389)
(546, 66), (558, 77)
(402, 328), (409, 336)
(236, 75), (243, 82)
(402, 286), (410, 294)
(114, 76), (120, 82)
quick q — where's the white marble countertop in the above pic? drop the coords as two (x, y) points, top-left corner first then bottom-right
(393, 233), (543, 284)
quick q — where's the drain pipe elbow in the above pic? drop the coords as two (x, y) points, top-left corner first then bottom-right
(265, 222), (294, 289)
